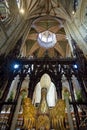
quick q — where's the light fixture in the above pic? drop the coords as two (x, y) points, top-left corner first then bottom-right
(38, 31), (57, 49)
(14, 64), (19, 69)
(73, 64), (78, 69)
(72, 11), (75, 15)
(20, 8), (25, 14)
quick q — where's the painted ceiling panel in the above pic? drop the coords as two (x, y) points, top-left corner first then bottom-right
(48, 48), (55, 57)
(34, 19), (58, 29)
(34, 26), (47, 33)
(59, 41), (67, 54)
(26, 40), (36, 54)
(54, 43), (65, 57)
(28, 33), (38, 40)
(48, 26), (61, 33)
(37, 47), (46, 57)
(56, 34), (66, 41)
(28, 42), (40, 56)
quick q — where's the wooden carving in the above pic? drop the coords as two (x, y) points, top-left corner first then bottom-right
(22, 88), (66, 130)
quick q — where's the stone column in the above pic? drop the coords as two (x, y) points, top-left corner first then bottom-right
(63, 88), (74, 130)
(67, 77), (80, 130)
(10, 75), (30, 130)
(6, 75), (20, 101)
(10, 94), (22, 130)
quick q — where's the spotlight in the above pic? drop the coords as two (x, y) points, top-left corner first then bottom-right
(14, 64), (19, 69)
(73, 64), (78, 69)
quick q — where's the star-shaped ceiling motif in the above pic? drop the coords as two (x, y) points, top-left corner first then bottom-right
(24, 17), (71, 58)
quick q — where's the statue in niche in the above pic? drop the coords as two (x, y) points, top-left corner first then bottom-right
(22, 73), (66, 130)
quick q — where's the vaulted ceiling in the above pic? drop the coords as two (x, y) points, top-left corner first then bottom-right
(25, 17), (70, 58)
(0, 0), (87, 58)
(19, 0), (73, 58)
(20, 0), (87, 58)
